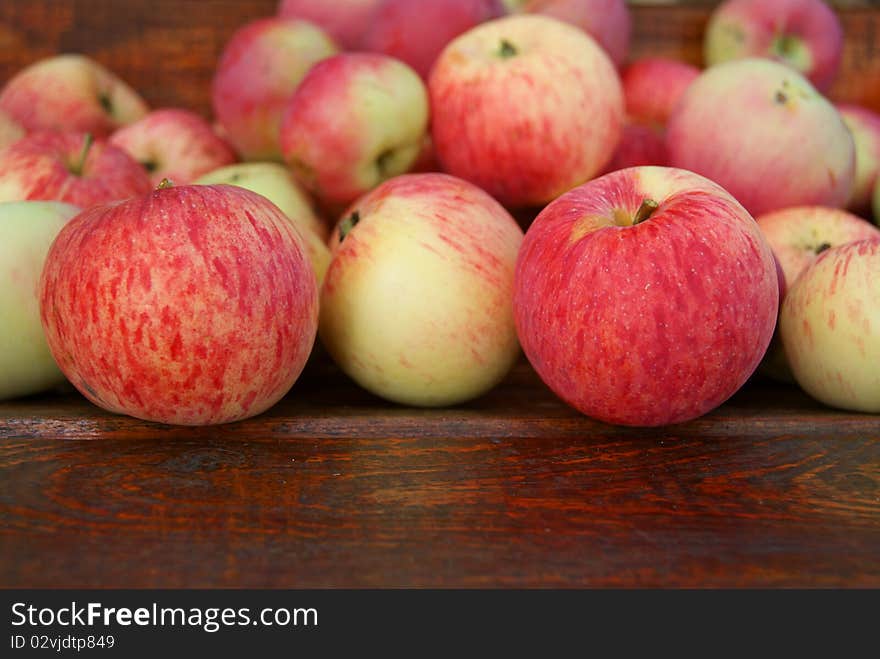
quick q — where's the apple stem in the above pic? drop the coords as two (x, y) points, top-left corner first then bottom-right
(632, 198), (659, 225)
(498, 39), (517, 58)
(815, 242), (832, 255)
(339, 211), (360, 243)
(71, 133), (93, 177)
(156, 178), (174, 190)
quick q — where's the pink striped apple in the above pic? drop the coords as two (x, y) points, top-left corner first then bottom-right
(39, 184), (319, 425)
(277, 0), (381, 50)
(837, 103), (880, 216)
(514, 166), (779, 427)
(0, 109), (24, 150)
(429, 14), (624, 208)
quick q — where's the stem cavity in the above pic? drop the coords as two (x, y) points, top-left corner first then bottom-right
(498, 39), (517, 58)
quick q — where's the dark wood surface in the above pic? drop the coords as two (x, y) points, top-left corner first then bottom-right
(1, 1), (879, 588)
(2, 357), (879, 588)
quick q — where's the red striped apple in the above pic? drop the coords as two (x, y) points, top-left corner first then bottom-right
(0, 201), (80, 400)
(621, 57), (700, 127)
(0, 109), (24, 150)
(429, 14), (623, 208)
(320, 173), (523, 406)
(667, 58), (854, 217)
(514, 166), (779, 427)
(39, 184), (319, 426)
(0, 54), (148, 137)
(780, 238), (880, 412)
(212, 18), (338, 161)
(280, 53), (429, 211)
(109, 108), (237, 186)
(0, 131), (151, 208)
(704, 0), (843, 92)
(755, 206), (880, 381)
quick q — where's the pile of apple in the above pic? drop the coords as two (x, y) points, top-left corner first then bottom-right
(1, 0), (878, 427)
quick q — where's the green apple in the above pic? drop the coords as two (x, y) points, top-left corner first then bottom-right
(0, 200), (80, 400)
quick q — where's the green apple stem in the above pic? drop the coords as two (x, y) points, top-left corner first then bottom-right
(632, 198), (659, 225)
(339, 211), (361, 243)
(71, 133), (93, 177)
(156, 178), (174, 190)
(498, 39), (517, 58)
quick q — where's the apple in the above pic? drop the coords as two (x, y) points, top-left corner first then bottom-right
(0, 201), (80, 401)
(429, 14), (624, 208)
(361, 0), (504, 79)
(874, 179), (880, 223)
(212, 17), (339, 161)
(667, 58), (855, 217)
(319, 172), (523, 407)
(39, 184), (319, 426)
(514, 166), (779, 427)
(755, 205), (880, 381)
(0, 109), (24, 150)
(280, 53), (429, 211)
(603, 122), (668, 174)
(836, 104), (880, 216)
(621, 57), (700, 127)
(0, 54), (148, 137)
(277, 0), (382, 50)
(0, 131), (152, 208)
(519, 0), (631, 69)
(703, 0), (843, 92)
(779, 238), (880, 412)
(109, 108), (237, 186)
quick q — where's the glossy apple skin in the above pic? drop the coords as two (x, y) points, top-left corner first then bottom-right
(522, 0), (631, 69)
(837, 104), (880, 216)
(277, 0), (382, 49)
(362, 0), (504, 79)
(621, 57), (700, 126)
(780, 239), (880, 412)
(0, 54), (148, 137)
(514, 166), (779, 427)
(280, 53), (429, 210)
(0, 109), (24, 150)
(320, 173), (523, 407)
(667, 58), (854, 217)
(704, 0), (843, 92)
(755, 206), (880, 381)
(211, 18), (338, 161)
(39, 184), (318, 426)
(0, 131), (152, 208)
(429, 14), (624, 208)
(0, 201), (80, 400)
(109, 108), (237, 186)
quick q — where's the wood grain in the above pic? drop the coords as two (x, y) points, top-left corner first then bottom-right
(2, 360), (879, 588)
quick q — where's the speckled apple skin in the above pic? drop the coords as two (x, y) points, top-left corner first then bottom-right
(514, 166), (779, 427)
(39, 184), (318, 425)
(780, 239), (880, 413)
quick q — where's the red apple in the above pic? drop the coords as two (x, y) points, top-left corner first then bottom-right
(277, 0), (382, 50)
(667, 58), (855, 217)
(39, 184), (319, 426)
(603, 122), (668, 174)
(0, 132), (151, 208)
(704, 0), (843, 92)
(110, 108), (238, 186)
(520, 0), (631, 69)
(362, 0), (504, 79)
(0, 54), (148, 137)
(836, 103), (880, 216)
(621, 57), (700, 126)
(429, 14), (624, 208)
(514, 166), (779, 427)
(280, 53), (429, 210)
(211, 18), (339, 161)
